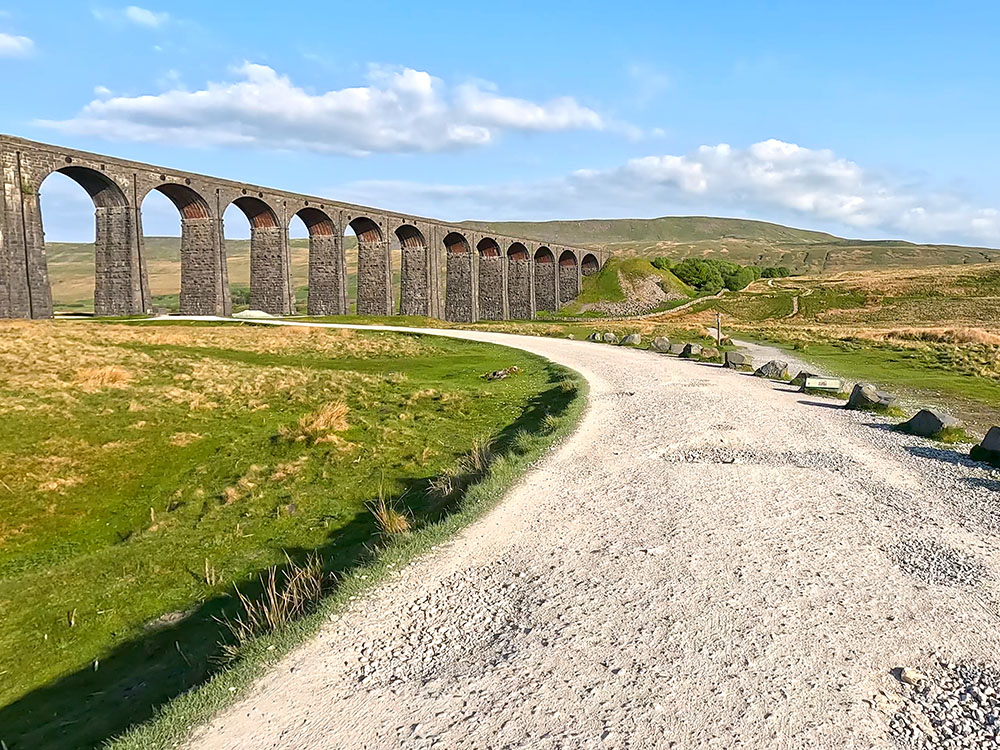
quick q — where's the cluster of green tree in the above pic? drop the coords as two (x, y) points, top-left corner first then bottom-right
(651, 257), (791, 292)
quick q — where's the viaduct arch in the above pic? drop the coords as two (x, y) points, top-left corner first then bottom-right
(0, 135), (608, 321)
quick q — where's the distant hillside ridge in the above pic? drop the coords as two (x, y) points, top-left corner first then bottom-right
(460, 216), (1000, 274)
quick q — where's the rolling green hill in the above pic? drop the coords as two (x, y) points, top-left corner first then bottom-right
(40, 215), (1000, 311)
(465, 216), (1000, 274)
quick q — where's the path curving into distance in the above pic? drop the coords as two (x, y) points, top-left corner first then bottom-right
(177, 319), (1000, 749)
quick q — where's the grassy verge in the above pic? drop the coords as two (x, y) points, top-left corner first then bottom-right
(742, 330), (1000, 433)
(0, 320), (586, 750)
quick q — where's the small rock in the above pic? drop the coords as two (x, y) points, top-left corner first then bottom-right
(667, 343), (686, 355)
(620, 333), (642, 346)
(846, 383), (897, 413)
(899, 409), (961, 438)
(680, 343), (702, 358)
(232, 309), (274, 319)
(483, 366), (521, 381)
(701, 347), (720, 361)
(723, 351), (753, 371)
(601, 332), (619, 344)
(586, 331), (601, 342)
(754, 360), (790, 380)
(899, 667), (930, 686)
(651, 336), (672, 352)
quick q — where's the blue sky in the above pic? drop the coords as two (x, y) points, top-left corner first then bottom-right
(3, 0), (1000, 244)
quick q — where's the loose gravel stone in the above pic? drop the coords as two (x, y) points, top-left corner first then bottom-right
(888, 537), (989, 587)
(891, 661), (1000, 749)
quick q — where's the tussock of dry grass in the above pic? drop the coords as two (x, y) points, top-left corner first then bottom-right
(281, 401), (350, 443)
(877, 327), (1000, 346)
(218, 553), (326, 661)
(73, 365), (133, 392)
(368, 494), (411, 536)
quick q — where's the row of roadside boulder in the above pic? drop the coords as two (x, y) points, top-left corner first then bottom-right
(583, 330), (998, 467)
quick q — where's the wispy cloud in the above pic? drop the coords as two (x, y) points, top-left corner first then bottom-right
(333, 139), (1000, 246)
(0, 31), (34, 58)
(92, 6), (170, 29)
(38, 62), (616, 155)
(627, 62), (671, 107)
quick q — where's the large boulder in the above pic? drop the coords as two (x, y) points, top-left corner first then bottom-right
(846, 383), (897, 413)
(651, 336), (672, 352)
(724, 351), (753, 371)
(971, 426), (1000, 467)
(601, 332), (619, 344)
(681, 343), (703, 359)
(620, 333), (642, 346)
(754, 360), (790, 380)
(668, 343), (687, 355)
(899, 409), (961, 438)
(790, 370), (821, 387)
(701, 347), (720, 361)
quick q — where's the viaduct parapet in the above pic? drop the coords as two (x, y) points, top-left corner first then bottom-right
(0, 135), (608, 321)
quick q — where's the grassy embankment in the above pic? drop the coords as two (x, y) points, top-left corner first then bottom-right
(0, 320), (584, 750)
(551, 256), (699, 317)
(654, 264), (1000, 431)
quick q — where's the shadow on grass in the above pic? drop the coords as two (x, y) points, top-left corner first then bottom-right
(0, 363), (576, 750)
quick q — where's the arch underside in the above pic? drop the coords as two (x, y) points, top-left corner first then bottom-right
(445, 232), (473, 322)
(558, 251), (580, 304)
(397, 224), (429, 316)
(502, 243), (528, 320)
(303, 208), (345, 316)
(533, 247), (556, 313)
(477, 238), (504, 320)
(351, 216), (391, 316)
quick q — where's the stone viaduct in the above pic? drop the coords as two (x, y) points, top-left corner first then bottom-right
(0, 135), (608, 321)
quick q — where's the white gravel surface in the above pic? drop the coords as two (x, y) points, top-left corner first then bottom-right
(179, 323), (1000, 750)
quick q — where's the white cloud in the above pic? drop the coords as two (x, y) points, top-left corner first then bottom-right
(0, 31), (34, 57)
(124, 6), (168, 27)
(333, 139), (1000, 246)
(37, 62), (611, 155)
(92, 6), (170, 28)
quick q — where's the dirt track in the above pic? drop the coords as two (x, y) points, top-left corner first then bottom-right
(182, 324), (1000, 749)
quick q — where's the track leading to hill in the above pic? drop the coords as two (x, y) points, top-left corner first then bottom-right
(181, 321), (1000, 749)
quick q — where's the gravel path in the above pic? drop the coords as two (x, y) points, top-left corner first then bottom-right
(179, 322), (1000, 750)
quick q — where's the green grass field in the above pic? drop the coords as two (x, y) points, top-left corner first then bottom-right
(0, 320), (582, 749)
